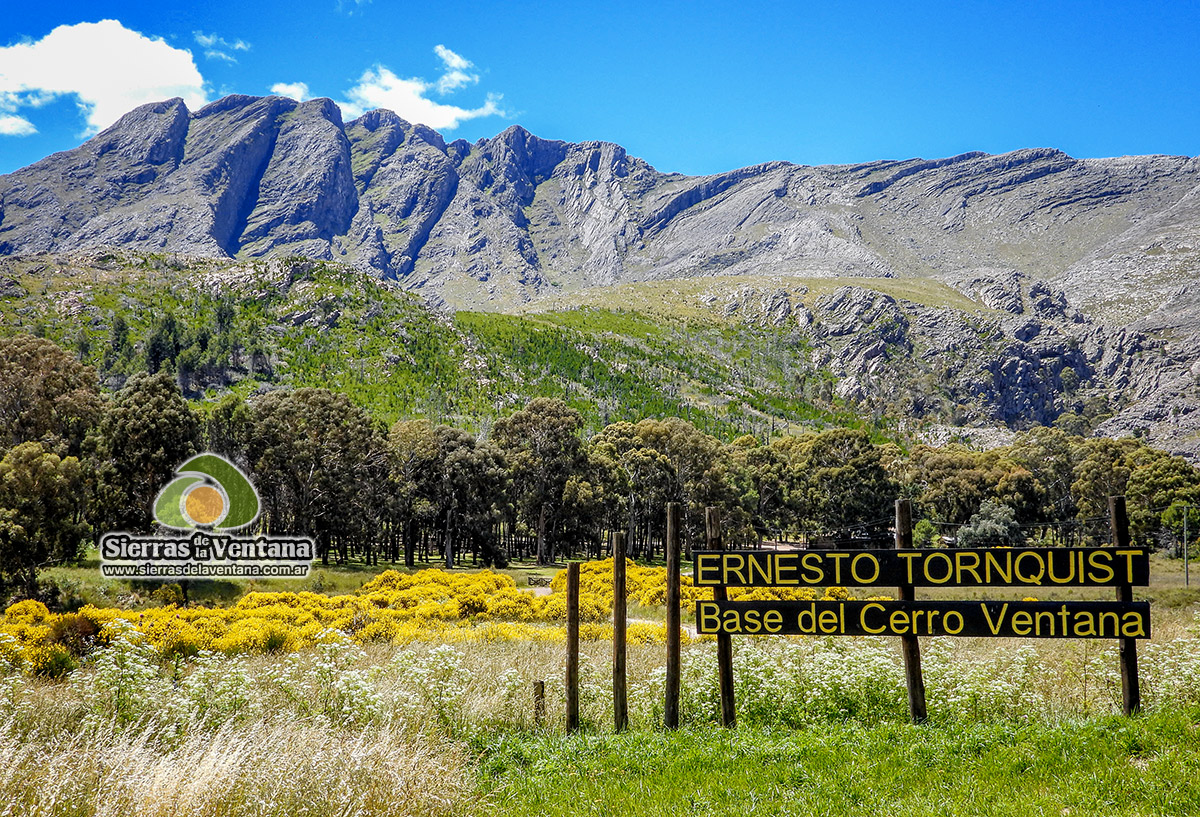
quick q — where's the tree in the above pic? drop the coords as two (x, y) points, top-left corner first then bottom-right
(387, 419), (442, 566)
(0, 442), (86, 598)
(87, 372), (200, 534)
(956, 500), (1024, 548)
(727, 435), (790, 545)
(1070, 438), (1145, 529)
(794, 428), (896, 535)
(241, 389), (388, 564)
(1007, 426), (1079, 522)
(436, 426), (509, 567)
(0, 334), (102, 455)
(632, 417), (732, 553)
(1125, 452), (1200, 544)
(493, 399), (585, 564)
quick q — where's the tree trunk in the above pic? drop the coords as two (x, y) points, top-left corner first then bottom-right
(536, 503), (548, 566)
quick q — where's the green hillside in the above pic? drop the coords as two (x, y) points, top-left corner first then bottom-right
(0, 252), (879, 439)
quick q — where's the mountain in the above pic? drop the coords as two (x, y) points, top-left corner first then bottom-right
(2, 95), (1199, 455)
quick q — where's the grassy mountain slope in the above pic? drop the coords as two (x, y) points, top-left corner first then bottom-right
(0, 251), (877, 439)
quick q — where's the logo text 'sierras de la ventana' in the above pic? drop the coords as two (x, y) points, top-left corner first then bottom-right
(100, 453), (315, 580)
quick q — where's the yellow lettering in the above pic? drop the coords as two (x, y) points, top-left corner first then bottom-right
(898, 551), (921, 583)
(1047, 550), (1076, 584)
(861, 603), (887, 634)
(774, 553), (798, 585)
(723, 554), (747, 586)
(1099, 611), (1120, 637)
(1115, 550), (1141, 584)
(697, 601), (721, 633)
(744, 609), (761, 633)
(802, 553), (824, 584)
(943, 611), (964, 634)
(1073, 611), (1096, 637)
(1011, 611), (1033, 635)
(1121, 612), (1146, 638)
(955, 551), (982, 585)
(981, 602), (1009, 635)
(1034, 610), (1057, 636)
(1088, 550), (1114, 584)
(889, 610), (910, 635)
(749, 554), (773, 585)
(851, 553), (881, 585)
(828, 553), (849, 584)
(797, 605), (817, 634)
(818, 609), (839, 633)
(984, 550), (1012, 584)
(924, 552), (953, 584)
(696, 554), (721, 586)
(1014, 551), (1046, 584)
(763, 610), (783, 633)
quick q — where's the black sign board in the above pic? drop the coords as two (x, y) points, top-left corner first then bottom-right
(695, 599), (1151, 639)
(693, 548), (1149, 589)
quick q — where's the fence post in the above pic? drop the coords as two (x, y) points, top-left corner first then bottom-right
(612, 531), (628, 732)
(566, 561), (580, 731)
(665, 502), (682, 729)
(533, 680), (545, 727)
(895, 499), (927, 723)
(1110, 495), (1141, 716)
(707, 506), (736, 728)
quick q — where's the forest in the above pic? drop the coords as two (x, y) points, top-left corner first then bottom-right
(3, 330), (1199, 607)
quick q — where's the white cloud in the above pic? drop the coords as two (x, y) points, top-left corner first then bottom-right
(0, 114), (36, 136)
(336, 46), (501, 130)
(194, 31), (250, 63)
(270, 81), (312, 101)
(433, 44), (475, 94)
(0, 20), (208, 137)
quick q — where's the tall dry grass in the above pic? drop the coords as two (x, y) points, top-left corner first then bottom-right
(0, 716), (472, 817)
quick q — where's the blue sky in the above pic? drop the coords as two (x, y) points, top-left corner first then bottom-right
(2, 0), (1198, 176)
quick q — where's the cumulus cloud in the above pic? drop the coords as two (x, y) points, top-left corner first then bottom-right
(336, 45), (501, 130)
(0, 19), (208, 136)
(270, 81), (312, 101)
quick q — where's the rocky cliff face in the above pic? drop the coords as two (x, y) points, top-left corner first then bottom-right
(3, 95), (1199, 453)
(6, 95), (1199, 316)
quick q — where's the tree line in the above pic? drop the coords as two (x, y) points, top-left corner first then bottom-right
(2, 333), (1199, 604)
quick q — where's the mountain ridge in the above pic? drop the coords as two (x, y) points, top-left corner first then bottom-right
(3, 94), (1198, 322)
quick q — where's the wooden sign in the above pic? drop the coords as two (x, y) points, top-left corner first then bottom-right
(693, 547), (1149, 588)
(695, 599), (1151, 639)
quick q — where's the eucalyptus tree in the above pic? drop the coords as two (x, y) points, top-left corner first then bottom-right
(87, 372), (200, 534)
(0, 442), (86, 598)
(241, 388), (388, 564)
(0, 333), (102, 456)
(493, 398), (586, 564)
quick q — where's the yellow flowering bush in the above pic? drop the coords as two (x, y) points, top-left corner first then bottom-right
(0, 563), (728, 663)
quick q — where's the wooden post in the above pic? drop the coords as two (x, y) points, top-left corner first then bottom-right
(895, 499), (927, 723)
(612, 531), (628, 732)
(533, 680), (545, 727)
(1110, 495), (1141, 716)
(707, 506), (736, 728)
(665, 502), (682, 729)
(566, 561), (580, 731)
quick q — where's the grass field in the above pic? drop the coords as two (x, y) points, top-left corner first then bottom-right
(474, 714), (1200, 817)
(3, 554), (1199, 816)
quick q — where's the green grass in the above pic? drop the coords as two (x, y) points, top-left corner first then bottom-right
(472, 712), (1200, 816)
